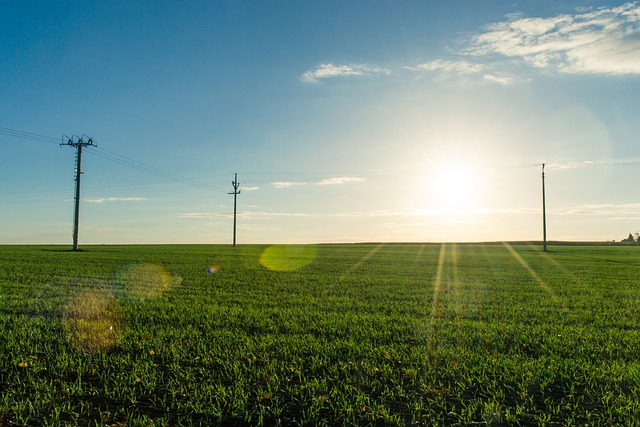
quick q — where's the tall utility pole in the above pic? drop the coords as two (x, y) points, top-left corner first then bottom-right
(61, 135), (96, 251)
(542, 163), (547, 252)
(228, 173), (241, 247)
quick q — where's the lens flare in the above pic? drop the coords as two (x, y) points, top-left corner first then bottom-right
(120, 263), (179, 299)
(259, 245), (317, 272)
(63, 288), (124, 354)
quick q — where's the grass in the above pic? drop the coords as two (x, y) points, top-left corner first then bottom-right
(1, 243), (639, 426)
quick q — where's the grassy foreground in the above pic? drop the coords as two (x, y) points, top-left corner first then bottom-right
(1, 243), (639, 426)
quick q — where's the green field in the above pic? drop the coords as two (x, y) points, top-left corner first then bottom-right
(1, 243), (640, 426)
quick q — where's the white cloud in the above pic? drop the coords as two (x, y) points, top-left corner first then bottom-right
(272, 176), (365, 188)
(335, 207), (538, 218)
(483, 72), (519, 85)
(408, 59), (521, 85)
(177, 212), (228, 219)
(85, 197), (145, 203)
(302, 4), (639, 87)
(333, 202), (640, 220)
(301, 63), (391, 83)
(242, 186), (259, 191)
(409, 59), (485, 74)
(545, 161), (597, 170)
(317, 176), (365, 185)
(468, 2), (640, 75)
(239, 211), (308, 219)
(178, 211), (307, 220)
(546, 158), (640, 170)
(552, 203), (640, 216)
(272, 181), (308, 189)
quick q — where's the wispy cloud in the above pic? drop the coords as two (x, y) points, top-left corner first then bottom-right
(272, 176), (365, 188)
(85, 197), (145, 203)
(333, 202), (640, 219)
(545, 161), (598, 170)
(482, 72), (519, 85)
(365, 203), (640, 218)
(546, 158), (640, 170)
(553, 203), (640, 216)
(317, 176), (365, 185)
(468, 3), (640, 75)
(178, 211), (308, 220)
(301, 63), (391, 83)
(180, 202), (640, 224)
(177, 212), (228, 219)
(408, 59), (485, 74)
(408, 58), (520, 85)
(347, 207), (538, 218)
(272, 181), (308, 189)
(242, 186), (259, 191)
(304, 4), (639, 87)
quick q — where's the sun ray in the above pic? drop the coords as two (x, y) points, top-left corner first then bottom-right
(413, 243), (427, 264)
(338, 243), (386, 281)
(426, 242), (447, 354)
(450, 243), (464, 321)
(531, 243), (603, 315)
(502, 242), (561, 305)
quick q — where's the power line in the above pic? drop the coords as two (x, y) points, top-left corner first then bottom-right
(0, 127), (60, 145)
(1, 126), (222, 192)
(0, 182), (206, 200)
(86, 146), (215, 191)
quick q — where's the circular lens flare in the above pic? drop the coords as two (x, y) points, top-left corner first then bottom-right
(63, 289), (124, 354)
(120, 264), (179, 299)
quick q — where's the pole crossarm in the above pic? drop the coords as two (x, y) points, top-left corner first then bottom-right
(61, 135), (96, 149)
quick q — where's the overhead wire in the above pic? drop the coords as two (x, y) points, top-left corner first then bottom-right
(1, 126), (228, 196)
(87, 146), (217, 191)
(0, 127), (61, 145)
(4, 125), (640, 199)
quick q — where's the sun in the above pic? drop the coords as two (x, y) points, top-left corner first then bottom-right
(430, 164), (477, 208)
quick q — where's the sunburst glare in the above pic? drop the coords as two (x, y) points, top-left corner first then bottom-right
(430, 164), (477, 208)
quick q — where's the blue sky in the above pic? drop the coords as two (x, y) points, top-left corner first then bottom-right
(1, 0), (640, 244)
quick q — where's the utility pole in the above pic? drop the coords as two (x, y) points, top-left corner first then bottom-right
(61, 135), (96, 251)
(228, 173), (241, 247)
(542, 163), (547, 252)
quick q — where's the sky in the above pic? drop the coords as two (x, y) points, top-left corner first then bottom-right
(1, 0), (640, 245)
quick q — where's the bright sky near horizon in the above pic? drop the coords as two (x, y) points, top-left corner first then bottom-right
(1, 1), (640, 245)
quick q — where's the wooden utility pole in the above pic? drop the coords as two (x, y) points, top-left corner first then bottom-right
(542, 163), (547, 252)
(228, 173), (240, 247)
(61, 135), (95, 251)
